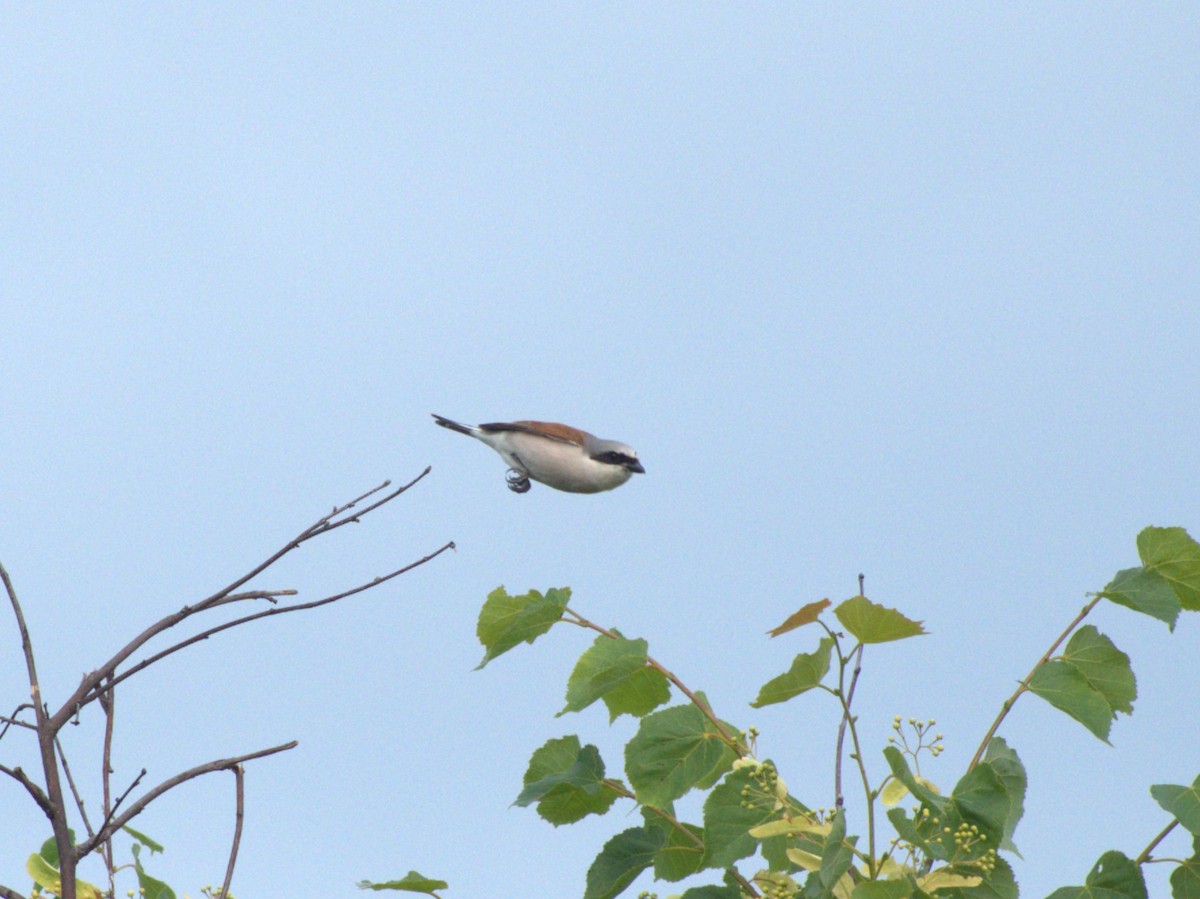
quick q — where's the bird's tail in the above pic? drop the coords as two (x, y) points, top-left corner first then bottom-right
(431, 414), (475, 436)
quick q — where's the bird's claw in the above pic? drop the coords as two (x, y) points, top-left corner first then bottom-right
(506, 469), (532, 494)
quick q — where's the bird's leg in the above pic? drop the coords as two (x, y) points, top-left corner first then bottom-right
(505, 469), (532, 493)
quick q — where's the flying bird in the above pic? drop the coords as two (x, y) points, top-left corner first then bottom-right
(432, 414), (644, 494)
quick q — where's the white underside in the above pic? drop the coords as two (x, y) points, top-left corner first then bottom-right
(477, 430), (633, 493)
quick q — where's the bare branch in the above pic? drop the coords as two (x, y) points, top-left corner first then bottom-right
(217, 765), (246, 899)
(1, 563), (45, 723)
(0, 764), (53, 816)
(55, 736), (95, 839)
(89, 767), (146, 843)
(87, 540), (456, 705)
(51, 470), (434, 730)
(0, 884), (30, 899)
(0, 704), (36, 740)
(78, 741), (298, 858)
(101, 678), (116, 899)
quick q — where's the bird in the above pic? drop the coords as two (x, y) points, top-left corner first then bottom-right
(432, 414), (644, 494)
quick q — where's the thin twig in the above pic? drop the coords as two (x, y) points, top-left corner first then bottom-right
(88, 768), (147, 848)
(967, 596), (1101, 771)
(55, 736), (95, 839)
(100, 678), (116, 899)
(0, 884), (31, 899)
(51, 470), (432, 731)
(86, 541), (456, 705)
(217, 765), (245, 899)
(78, 741), (298, 858)
(0, 703), (36, 740)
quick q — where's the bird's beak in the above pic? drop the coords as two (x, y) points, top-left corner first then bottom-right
(628, 460), (645, 474)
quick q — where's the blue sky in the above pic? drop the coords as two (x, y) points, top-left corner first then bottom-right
(2, 5), (1198, 898)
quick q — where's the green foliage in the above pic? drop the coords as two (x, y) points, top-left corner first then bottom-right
(515, 735), (621, 824)
(131, 843), (177, 899)
(1138, 526), (1200, 610)
(358, 871), (450, 894)
(475, 585), (570, 668)
(23, 830), (197, 899)
(750, 636), (833, 708)
(1045, 850), (1147, 899)
(385, 526), (1200, 897)
(1151, 776), (1200, 837)
(834, 595), (926, 644)
(560, 632), (669, 720)
(1027, 625), (1136, 742)
(625, 699), (739, 807)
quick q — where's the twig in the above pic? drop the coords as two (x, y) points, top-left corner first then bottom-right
(78, 741), (298, 858)
(967, 596), (1101, 771)
(100, 677), (116, 898)
(0, 703), (36, 740)
(51, 470), (432, 731)
(86, 541), (456, 705)
(0, 764), (53, 815)
(55, 736), (95, 838)
(217, 765), (245, 899)
(0, 885), (30, 899)
(1135, 819), (1179, 864)
(91, 767), (147, 841)
(2, 563), (77, 894)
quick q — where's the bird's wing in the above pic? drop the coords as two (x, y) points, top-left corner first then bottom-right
(478, 420), (589, 446)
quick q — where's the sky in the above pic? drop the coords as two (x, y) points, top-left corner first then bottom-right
(1, 5), (1198, 898)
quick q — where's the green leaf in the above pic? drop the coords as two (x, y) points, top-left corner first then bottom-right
(1061, 626), (1137, 715)
(1045, 850), (1147, 899)
(1027, 659), (1116, 742)
(625, 699), (738, 807)
(130, 843), (176, 899)
(1151, 775), (1200, 836)
(1099, 566), (1181, 630)
(475, 586), (569, 669)
(887, 807), (941, 860)
(819, 810), (855, 889)
(884, 746), (948, 813)
(133, 864), (176, 899)
(834, 595), (926, 644)
(678, 887), (742, 899)
(561, 634), (651, 716)
(602, 663), (671, 721)
(934, 854), (1018, 898)
(1170, 836), (1200, 899)
(358, 871), (449, 893)
(26, 853), (103, 899)
(751, 636), (833, 708)
(983, 737), (1027, 855)
(122, 825), (165, 853)
(950, 761), (1010, 847)
(584, 825), (663, 899)
(701, 765), (782, 868)
(1138, 526), (1200, 611)
(643, 810), (705, 882)
(38, 830), (75, 866)
(516, 736), (620, 825)
(852, 882), (914, 898)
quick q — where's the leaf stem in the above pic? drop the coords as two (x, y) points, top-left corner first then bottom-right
(967, 596), (1101, 771)
(1135, 819), (1178, 864)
